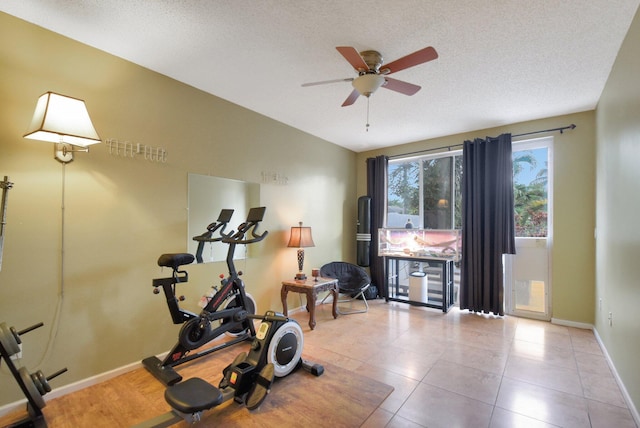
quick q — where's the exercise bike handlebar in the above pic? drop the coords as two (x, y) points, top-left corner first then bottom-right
(223, 206), (268, 244)
(222, 206), (269, 245)
(192, 208), (235, 243)
(192, 221), (233, 243)
(224, 223), (268, 245)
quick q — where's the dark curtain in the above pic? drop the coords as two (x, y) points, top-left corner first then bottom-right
(460, 134), (516, 316)
(366, 155), (388, 298)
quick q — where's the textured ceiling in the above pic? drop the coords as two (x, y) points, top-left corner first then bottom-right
(2, 1), (639, 152)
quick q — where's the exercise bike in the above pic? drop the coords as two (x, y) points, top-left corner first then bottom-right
(142, 207), (268, 386)
(134, 311), (324, 427)
(191, 208), (234, 264)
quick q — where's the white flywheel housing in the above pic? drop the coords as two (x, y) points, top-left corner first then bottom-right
(267, 320), (304, 377)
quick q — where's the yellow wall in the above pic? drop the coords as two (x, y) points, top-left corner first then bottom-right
(356, 111), (597, 324)
(0, 13), (356, 405)
(595, 5), (640, 415)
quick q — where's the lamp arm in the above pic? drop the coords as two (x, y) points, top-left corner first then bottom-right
(58, 143), (89, 154)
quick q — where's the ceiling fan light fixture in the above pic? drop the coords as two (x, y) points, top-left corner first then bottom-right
(352, 74), (385, 97)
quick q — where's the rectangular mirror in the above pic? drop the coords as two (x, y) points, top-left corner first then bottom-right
(188, 174), (260, 263)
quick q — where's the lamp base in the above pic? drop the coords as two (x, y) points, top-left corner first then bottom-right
(295, 272), (307, 280)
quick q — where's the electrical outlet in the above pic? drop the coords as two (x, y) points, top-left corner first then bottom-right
(608, 311), (613, 326)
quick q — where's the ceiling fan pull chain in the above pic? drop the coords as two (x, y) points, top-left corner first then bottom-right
(366, 97), (371, 132)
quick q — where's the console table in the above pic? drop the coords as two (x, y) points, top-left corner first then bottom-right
(281, 277), (339, 330)
(384, 255), (455, 312)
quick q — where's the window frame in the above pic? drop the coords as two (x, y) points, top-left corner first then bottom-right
(387, 149), (462, 229)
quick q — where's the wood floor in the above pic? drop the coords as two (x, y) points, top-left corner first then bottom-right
(0, 311), (393, 427)
(2, 299), (638, 427)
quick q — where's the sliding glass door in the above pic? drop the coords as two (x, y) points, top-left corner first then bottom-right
(504, 137), (553, 320)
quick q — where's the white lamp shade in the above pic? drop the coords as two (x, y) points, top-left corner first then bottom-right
(24, 92), (101, 147)
(352, 74), (386, 97)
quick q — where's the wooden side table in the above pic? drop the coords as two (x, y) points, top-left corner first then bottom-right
(281, 277), (339, 330)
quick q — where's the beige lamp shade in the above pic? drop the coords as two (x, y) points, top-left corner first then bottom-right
(24, 92), (101, 147)
(287, 223), (315, 248)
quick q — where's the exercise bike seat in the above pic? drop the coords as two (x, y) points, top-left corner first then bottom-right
(157, 253), (195, 270)
(164, 377), (223, 414)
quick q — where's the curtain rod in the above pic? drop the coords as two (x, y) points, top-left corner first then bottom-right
(389, 124), (576, 159)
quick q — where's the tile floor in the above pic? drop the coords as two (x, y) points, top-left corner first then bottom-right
(288, 299), (637, 428)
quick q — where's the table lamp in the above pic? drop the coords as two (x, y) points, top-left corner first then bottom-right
(287, 222), (314, 280)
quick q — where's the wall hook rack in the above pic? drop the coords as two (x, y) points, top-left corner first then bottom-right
(260, 170), (288, 185)
(105, 138), (167, 163)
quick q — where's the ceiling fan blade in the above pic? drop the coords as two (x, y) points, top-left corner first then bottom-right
(381, 46), (438, 75)
(341, 89), (360, 107)
(382, 77), (421, 95)
(336, 46), (369, 72)
(301, 77), (354, 87)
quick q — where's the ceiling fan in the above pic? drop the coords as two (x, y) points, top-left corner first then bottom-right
(302, 46), (438, 107)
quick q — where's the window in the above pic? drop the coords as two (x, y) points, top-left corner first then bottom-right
(387, 138), (548, 236)
(387, 152), (462, 229)
(512, 145), (549, 237)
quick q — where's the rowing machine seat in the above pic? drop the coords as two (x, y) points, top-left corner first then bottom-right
(164, 377), (223, 414)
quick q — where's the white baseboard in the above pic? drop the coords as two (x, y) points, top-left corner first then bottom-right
(0, 353), (167, 418)
(592, 328), (640, 427)
(550, 317), (593, 330)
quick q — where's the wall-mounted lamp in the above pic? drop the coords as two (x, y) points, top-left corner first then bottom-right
(23, 92), (101, 163)
(437, 199), (449, 209)
(287, 222), (315, 280)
